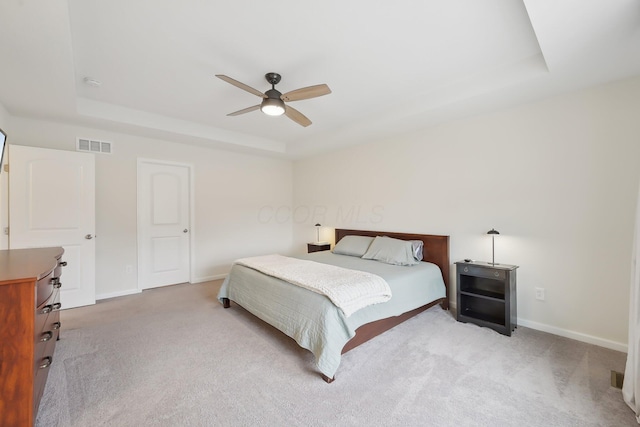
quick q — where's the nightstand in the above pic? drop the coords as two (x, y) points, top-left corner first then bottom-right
(307, 243), (330, 253)
(455, 261), (518, 336)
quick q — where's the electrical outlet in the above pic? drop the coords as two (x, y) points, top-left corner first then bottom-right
(535, 287), (545, 301)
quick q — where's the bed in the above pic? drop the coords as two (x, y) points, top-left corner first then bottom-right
(218, 228), (450, 382)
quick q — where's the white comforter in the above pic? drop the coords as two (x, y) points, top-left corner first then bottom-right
(235, 254), (392, 317)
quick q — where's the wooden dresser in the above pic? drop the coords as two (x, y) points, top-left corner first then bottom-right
(0, 247), (65, 427)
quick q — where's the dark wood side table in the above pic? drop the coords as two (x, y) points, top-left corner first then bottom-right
(307, 243), (330, 253)
(455, 260), (518, 336)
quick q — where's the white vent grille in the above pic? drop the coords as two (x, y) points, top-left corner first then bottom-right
(77, 138), (113, 154)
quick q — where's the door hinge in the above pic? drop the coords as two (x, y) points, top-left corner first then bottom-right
(3, 164), (7, 172)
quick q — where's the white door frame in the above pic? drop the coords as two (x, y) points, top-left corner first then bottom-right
(136, 158), (195, 290)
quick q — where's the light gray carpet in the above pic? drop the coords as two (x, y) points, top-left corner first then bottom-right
(36, 280), (636, 426)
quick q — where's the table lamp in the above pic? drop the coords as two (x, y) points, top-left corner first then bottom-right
(487, 228), (500, 265)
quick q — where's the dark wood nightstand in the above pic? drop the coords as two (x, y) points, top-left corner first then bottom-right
(455, 261), (518, 336)
(307, 243), (330, 253)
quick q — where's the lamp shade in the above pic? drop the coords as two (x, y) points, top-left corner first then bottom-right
(260, 97), (285, 116)
(260, 88), (286, 116)
(487, 228), (500, 235)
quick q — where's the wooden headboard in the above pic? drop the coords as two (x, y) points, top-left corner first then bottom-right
(335, 228), (450, 307)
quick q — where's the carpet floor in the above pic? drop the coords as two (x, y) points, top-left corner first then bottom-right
(36, 280), (636, 426)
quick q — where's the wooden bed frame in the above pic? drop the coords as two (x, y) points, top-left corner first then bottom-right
(222, 228), (450, 383)
(326, 229), (450, 382)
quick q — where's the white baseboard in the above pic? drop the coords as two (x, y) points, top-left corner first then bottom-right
(190, 273), (227, 284)
(448, 302), (627, 353)
(96, 275), (226, 300)
(517, 318), (628, 353)
(96, 288), (142, 301)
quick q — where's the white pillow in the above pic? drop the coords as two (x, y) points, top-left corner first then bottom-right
(332, 235), (375, 257)
(410, 240), (424, 261)
(362, 236), (420, 266)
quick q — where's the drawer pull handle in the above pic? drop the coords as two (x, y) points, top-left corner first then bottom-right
(463, 267), (469, 273)
(39, 357), (52, 369)
(41, 305), (53, 314)
(494, 272), (500, 277)
(52, 303), (62, 310)
(53, 321), (61, 330)
(50, 277), (61, 288)
(40, 331), (53, 342)
(54, 280), (62, 289)
(59, 261), (68, 267)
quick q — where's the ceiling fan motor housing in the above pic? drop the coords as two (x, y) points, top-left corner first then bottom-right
(265, 88), (282, 99)
(265, 72), (282, 86)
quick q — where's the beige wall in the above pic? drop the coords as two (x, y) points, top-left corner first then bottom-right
(6, 118), (293, 299)
(293, 75), (640, 351)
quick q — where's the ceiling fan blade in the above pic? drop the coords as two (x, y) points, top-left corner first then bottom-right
(216, 75), (266, 98)
(227, 105), (261, 116)
(284, 105), (312, 127)
(281, 84), (331, 102)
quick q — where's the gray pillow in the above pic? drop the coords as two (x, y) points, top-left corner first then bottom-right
(362, 236), (420, 266)
(332, 235), (375, 257)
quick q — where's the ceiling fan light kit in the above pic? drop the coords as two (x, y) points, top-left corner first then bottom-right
(260, 93), (285, 116)
(216, 72), (331, 127)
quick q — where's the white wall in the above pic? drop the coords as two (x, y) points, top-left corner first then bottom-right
(293, 75), (640, 351)
(7, 118), (293, 299)
(3, 75), (638, 350)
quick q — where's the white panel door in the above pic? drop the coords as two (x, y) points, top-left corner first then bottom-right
(9, 145), (96, 308)
(138, 160), (191, 289)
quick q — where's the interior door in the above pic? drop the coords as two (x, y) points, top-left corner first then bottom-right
(9, 145), (96, 308)
(137, 159), (191, 289)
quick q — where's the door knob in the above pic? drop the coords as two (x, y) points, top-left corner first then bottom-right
(85, 234), (93, 239)
(183, 229), (188, 233)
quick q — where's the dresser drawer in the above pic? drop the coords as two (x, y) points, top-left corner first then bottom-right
(36, 269), (56, 307)
(33, 304), (59, 409)
(33, 347), (55, 417)
(35, 288), (60, 358)
(34, 330), (56, 370)
(53, 264), (63, 279)
(458, 264), (505, 280)
(35, 288), (59, 327)
(49, 304), (62, 342)
(33, 288), (60, 420)
(35, 308), (59, 345)
(34, 316), (57, 363)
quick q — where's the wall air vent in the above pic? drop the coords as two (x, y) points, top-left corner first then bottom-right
(77, 138), (113, 154)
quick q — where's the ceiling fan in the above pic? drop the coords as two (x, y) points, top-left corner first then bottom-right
(216, 73), (331, 127)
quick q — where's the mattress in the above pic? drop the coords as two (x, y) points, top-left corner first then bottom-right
(217, 251), (446, 378)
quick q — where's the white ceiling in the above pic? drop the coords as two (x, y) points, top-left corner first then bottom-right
(1, 0), (639, 159)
